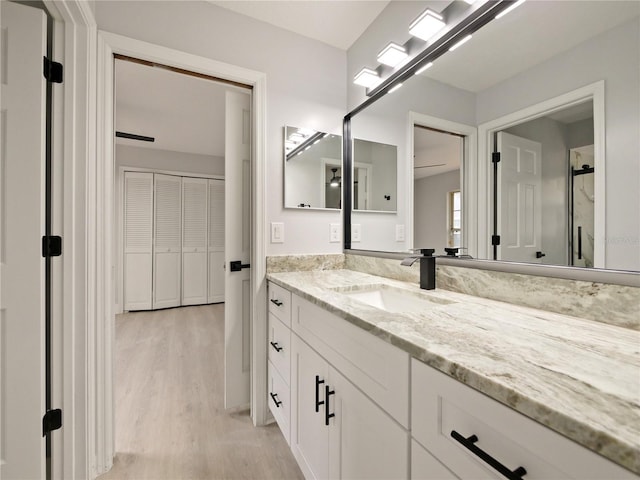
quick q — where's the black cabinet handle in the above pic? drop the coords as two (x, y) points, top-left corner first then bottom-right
(325, 385), (335, 426)
(270, 298), (283, 307)
(451, 430), (527, 480)
(270, 392), (282, 408)
(315, 376), (325, 412)
(270, 341), (283, 352)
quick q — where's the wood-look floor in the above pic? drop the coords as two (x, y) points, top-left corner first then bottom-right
(99, 304), (303, 480)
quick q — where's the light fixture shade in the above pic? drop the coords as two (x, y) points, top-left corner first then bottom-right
(377, 43), (408, 67)
(409, 9), (446, 42)
(353, 67), (380, 88)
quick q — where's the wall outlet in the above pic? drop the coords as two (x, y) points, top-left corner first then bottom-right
(395, 224), (405, 242)
(351, 224), (361, 242)
(271, 222), (284, 243)
(330, 223), (341, 243)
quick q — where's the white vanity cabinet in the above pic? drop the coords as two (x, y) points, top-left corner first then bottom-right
(411, 358), (638, 480)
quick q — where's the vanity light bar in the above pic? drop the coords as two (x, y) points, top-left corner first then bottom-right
(377, 42), (408, 67)
(415, 62), (434, 75)
(496, 0), (526, 19)
(409, 9), (446, 42)
(449, 34), (472, 51)
(353, 67), (380, 87)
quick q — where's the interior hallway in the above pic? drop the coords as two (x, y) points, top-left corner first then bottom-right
(99, 304), (303, 479)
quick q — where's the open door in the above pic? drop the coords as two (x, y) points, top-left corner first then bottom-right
(224, 90), (251, 409)
(496, 132), (543, 263)
(0, 2), (47, 477)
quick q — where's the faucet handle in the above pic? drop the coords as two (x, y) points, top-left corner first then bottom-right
(420, 248), (435, 256)
(444, 247), (459, 256)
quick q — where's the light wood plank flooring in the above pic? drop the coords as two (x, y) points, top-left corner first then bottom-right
(99, 304), (303, 480)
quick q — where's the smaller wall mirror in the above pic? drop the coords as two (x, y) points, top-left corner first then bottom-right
(353, 138), (397, 212)
(284, 126), (342, 210)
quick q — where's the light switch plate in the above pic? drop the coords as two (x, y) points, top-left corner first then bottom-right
(395, 224), (405, 242)
(352, 224), (361, 242)
(271, 222), (284, 243)
(330, 223), (341, 243)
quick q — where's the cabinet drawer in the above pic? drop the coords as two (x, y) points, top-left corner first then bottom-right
(268, 360), (291, 445)
(411, 359), (637, 480)
(268, 282), (292, 326)
(268, 313), (291, 383)
(292, 294), (409, 428)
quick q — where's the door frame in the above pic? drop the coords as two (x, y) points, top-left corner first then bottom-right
(406, 112), (477, 256)
(477, 81), (605, 267)
(93, 31), (268, 475)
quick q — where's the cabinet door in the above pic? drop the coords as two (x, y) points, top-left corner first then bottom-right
(182, 177), (208, 305)
(207, 178), (224, 303)
(328, 366), (409, 480)
(291, 335), (330, 480)
(411, 440), (458, 480)
(124, 171), (153, 310)
(153, 174), (182, 309)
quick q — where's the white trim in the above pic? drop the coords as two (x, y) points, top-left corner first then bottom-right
(95, 31), (268, 475)
(406, 112), (477, 256)
(477, 81), (605, 267)
(116, 167), (225, 315)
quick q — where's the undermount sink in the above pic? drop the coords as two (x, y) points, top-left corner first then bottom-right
(333, 284), (455, 313)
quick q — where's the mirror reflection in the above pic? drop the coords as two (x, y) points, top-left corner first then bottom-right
(345, 1), (639, 272)
(284, 126), (342, 210)
(353, 138), (397, 212)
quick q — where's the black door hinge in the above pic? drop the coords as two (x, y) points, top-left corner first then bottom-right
(492, 152), (501, 163)
(43, 57), (63, 83)
(43, 409), (62, 436)
(491, 235), (501, 246)
(42, 236), (62, 257)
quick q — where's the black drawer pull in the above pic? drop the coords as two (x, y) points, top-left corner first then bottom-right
(325, 385), (335, 426)
(270, 298), (283, 307)
(270, 341), (283, 352)
(270, 392), (282, 408)
(451, 430), (526, 480)
(315, 375), (325, 412)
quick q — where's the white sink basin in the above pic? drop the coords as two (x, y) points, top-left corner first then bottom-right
(334, 284), (454, 313)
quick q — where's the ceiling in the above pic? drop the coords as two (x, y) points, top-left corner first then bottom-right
(414, 127), (462, 179)
(208, 1), (390, 50)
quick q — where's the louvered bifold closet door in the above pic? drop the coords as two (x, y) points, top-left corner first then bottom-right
(208, 179), (225, 303)
(124, 172), (154, 310)
(182, 177), (209, 305)
(153, 174), (182, 309)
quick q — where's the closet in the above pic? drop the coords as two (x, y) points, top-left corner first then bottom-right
(123, 171), (224, 311)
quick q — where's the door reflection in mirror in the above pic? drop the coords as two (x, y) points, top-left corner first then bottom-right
(352, 138), (397, 212)
(413, 125), (464, 252)
(493, 101), (594, 266)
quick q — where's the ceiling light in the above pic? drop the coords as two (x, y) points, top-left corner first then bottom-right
(415, 62), (434, 75)
(388, 83), (403, 94)
(409, 9), (446, 42)
(353, 67), (380, 88)
(496, 0), (526, 19)
(449, 34), (472, 51)
(329, 168), (341, 188)
(377, 43), (408, 67)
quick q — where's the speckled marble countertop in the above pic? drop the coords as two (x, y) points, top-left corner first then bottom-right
(267, 269), (640, 474)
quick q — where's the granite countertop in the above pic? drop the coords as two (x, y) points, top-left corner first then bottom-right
(267, 269), (640, 474)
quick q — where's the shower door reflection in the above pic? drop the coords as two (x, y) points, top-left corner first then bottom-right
(570, 146), (595, 267)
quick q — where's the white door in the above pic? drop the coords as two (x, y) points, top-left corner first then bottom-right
(224, 90), (251, 408)
(123, 172), (154, 310)
(153, 174), (182, 309)
(182, 177), (208, 305)
(497, 132), (543, 263)
(328, 367), (409, 480)
(0, 2), (47, 477)
(291, 336), (330, 480)
(208, 178), (225, 303)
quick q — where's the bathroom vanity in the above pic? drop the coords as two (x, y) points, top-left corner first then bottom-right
(266, 270), (639, 480)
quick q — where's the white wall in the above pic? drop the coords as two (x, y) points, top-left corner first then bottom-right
(414, 170), (460, 251)
(95, 0), (347, 255)
(477, 18), (640, 270)
(116, 144), (224, 175)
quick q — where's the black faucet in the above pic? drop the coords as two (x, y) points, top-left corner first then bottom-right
(401, 248), (436, 290)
